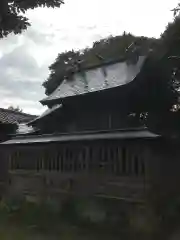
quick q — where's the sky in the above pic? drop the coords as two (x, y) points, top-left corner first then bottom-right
(0, 0), (179, 115)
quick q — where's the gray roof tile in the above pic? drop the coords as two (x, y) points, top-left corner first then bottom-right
(0, 108), (36, 125)
(41, 56), (146, 104)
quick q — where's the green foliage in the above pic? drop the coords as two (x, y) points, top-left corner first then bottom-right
(137, 17), (180, 134)
(2, 197), (179, 239)
(0, 0), (64, 38)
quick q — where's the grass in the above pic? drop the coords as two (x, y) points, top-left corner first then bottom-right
(0, 197), (159, 240)
(0, 223), (123, 240)
(0, 198), (126, 240)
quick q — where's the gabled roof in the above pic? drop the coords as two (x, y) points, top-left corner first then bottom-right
(41, 56), (146, 105)
(0, 108), (37, 125)
(1, 128), (160, 145)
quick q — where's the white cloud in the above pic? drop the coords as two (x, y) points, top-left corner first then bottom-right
(0, 0), (178, 114)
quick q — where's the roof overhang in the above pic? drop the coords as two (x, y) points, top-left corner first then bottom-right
(0, 128), (160, 145)
(28, 104), (62, 126)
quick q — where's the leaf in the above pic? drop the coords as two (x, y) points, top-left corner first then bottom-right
(0, 0), (64, 38)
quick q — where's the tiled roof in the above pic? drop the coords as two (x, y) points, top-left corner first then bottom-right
(41, 56), (146, 104)
(0, 108), (37, 125)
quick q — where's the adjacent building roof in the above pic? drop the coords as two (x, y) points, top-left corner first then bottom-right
(1, 128), (160, 145)
(0, 108), (37, 125)
(41, 56), (146, 104)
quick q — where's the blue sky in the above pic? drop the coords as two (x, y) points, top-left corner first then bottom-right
(0, 0), (178, 114)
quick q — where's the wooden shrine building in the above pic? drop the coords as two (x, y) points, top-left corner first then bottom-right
(0, 55), (180, 206)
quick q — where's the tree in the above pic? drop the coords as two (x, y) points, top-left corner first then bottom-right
(132, 16), (180, 135)
(172, 2), (180, 17)
(0, 0), (64, 38)
(43, 33), (157, 95)
(8, 105), (23, 113)
(43, 50), (82, 95)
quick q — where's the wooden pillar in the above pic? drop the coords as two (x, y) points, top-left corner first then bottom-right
(118, 147), (122, 175)
(108, 114), (112, 129)
(100, 146), (105, 172)
(127, 145), (132, 176)
(36, 149), (40, 172)
(107, 146), (110, 173)
(94, 145), (99, 173)
(111, 145), (116, 174)
(131, 152), (135, 176)
(108, 145), (113, 173)
(65, 147), (68, 171)
(122, 147), (126, 175)
(126, 147), (131, 176)
(61, 148), (64, 172)
(48, 151), (51, 171)
(41, 149), (45, 171)
(72, 146), (76, 173)
(50, 150), (54, 171)
(82, 148), (86, 171)
(8, 154), (12, 170)
(85, 146), (89, 172)
(79, 149), (83, 171)
(69, 148), (73, 172)
(56, 151), (59, 171)
(139, 156), (145, 176)
(115, 146), (119, 175)
(16, 151), (19, 169)
(89, 146), (93, 172)
(58, 153), (61, 172)
(53, 153), (56, 171)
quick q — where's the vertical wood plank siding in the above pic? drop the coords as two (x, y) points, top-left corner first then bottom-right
(8, 142), (145, 177)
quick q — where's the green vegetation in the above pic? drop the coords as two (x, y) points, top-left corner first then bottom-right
(0, 0), (64, 38)
(0, 194), (179, 239)
(0, 198), (155, 240)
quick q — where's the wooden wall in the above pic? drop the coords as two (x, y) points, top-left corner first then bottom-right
(6, 138), (180, 204)
(8, 140), (146, 176)
(0, 139), (151, 202)
(38, 103), (142, 134)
